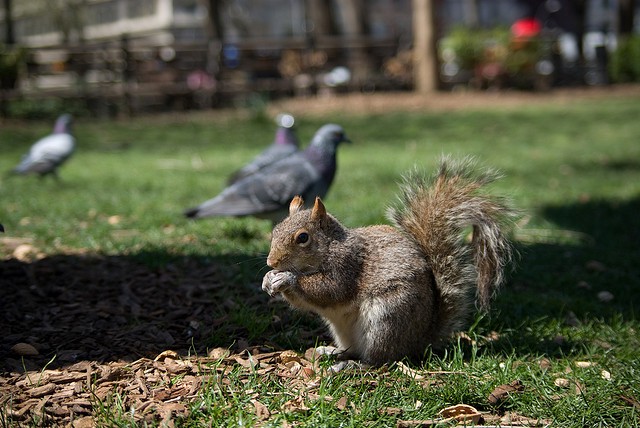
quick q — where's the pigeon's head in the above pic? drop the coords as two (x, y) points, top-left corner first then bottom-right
(275, 113), (295, 129)
(311, 124), (351, 150)
(274, 113), (299, 147)
(54, 114), (73, 134)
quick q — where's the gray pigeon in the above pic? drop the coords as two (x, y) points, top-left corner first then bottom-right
(227, 113), (300, 185)
(184, 123), (350, 223)
(11, 114), (75, 178)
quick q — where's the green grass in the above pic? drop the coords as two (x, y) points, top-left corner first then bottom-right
(2, 94), (640, 426)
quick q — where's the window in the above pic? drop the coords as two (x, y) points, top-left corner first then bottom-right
(128, 0), (158, 19)
(87, 1), (119, 26)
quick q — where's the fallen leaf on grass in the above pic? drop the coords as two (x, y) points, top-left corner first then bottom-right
(396, 361), (425, 380)
(234, 354), (259, 369)
(251, 399), (271, 421)
(282, 396), (310, 413)
(379, 406), (403, 416)
(397, 404), (482, 427)
(500, 411), (553, 427)
(437, 404), (482, 424)
(154, 350), (180, 361)
(279, 350), (301, 364)
(620, 394), (640, 408)
(334, 396), (348, 411)
(208, 347), (231, 359)
(488, 379), (525, 405)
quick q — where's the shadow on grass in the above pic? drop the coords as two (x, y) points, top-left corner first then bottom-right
(0, 250), (324, 373)
(484, 195), (640, 357)
(2, 195), (638, 371)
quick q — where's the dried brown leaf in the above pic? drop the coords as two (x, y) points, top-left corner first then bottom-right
(234, 354), (259, 369)
(279, 350), (301, 364)
(501, 411), (552, 427)
(437, 403), (482, 424)
(282, 396), (310, 413)
(488, 379), (525, 405)
(208, 347), (231, 360)
(154, 350), (180, 362)
(334, 396), (348, 411)
(251, 399), (271, 421)
(379, 406), (403, 416)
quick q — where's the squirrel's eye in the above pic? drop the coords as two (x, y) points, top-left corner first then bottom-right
(295, 232), (310, 245)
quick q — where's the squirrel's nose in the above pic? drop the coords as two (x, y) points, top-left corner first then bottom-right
(266, 254), (277, 268)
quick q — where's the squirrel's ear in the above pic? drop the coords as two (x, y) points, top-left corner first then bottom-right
(310, 197), (326, 222)
(289, 196), (305, 215)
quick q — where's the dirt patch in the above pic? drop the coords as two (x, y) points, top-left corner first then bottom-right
(266, 84), (640, 117)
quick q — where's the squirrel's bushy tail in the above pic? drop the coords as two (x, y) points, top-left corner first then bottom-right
(388, 157), (516, 337)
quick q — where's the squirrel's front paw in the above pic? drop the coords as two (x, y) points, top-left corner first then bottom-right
(262, 270), (296, 296)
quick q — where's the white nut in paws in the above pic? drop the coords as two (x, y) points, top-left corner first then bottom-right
(262, 270), (295, 296)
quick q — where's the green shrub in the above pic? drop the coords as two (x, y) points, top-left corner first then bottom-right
(0, 44), (26, 90)
(609, 35), (640, 83)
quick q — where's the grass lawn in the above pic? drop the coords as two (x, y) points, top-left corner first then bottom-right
(1, 91), (639, 426)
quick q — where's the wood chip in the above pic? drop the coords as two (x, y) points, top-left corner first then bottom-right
(27, 383), (57, 398)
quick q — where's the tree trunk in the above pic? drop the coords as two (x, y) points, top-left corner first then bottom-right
(335, 0), (373, 87)
(306, 0), (337, 47)
(413, 0), (439, 93)
(618, 0), (634, 35)
(200, 0), (224, 86)
(3, 0), (14, 45)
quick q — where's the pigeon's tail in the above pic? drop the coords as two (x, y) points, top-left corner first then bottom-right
(184, 207), (201, 219)
(0, 224), (4, 233)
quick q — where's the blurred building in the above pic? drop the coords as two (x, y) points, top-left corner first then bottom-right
(2, 0), (207, 47)
(1, 0), (638, 114)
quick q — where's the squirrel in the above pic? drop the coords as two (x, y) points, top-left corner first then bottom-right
(262, 157), (517, 366)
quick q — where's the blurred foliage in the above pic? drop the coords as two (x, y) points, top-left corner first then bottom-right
(609, 34), (640, 83)
(439, 26), (554, 90)
(5, 97), (90, 120)
(0, 44), (27, 90)
(439, 26), (511, 70)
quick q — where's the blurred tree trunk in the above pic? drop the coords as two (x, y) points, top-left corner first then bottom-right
(3, 0), (14, 45)
(306, 0), (337, 46)
(335, 0), (373, 87)
(200, 0), (224, 85)
(618, 0), (634, 35)
(413, 0), (439, 93)
(203, 0), (225, 41)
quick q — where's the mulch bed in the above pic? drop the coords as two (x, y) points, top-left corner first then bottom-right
(0, 244), (326, 426)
